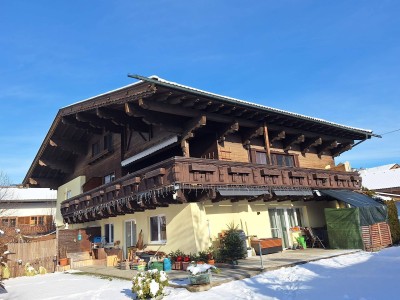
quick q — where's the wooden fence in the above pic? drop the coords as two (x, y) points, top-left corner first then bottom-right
(6, 239), (57, 278)
(362, 222), (392, 251)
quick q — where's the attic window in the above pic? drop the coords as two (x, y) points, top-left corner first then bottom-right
(104, 134), (113, 151)
(92, 141), (100, 157)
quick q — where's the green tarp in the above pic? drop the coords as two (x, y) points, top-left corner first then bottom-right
(325, 208), (364, 249)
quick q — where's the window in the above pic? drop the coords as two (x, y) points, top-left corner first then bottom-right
(9, 218), (16, 227)
(104, 172), (115, 184)
(150, 215), (166, 243)
(92, 141), (100, 157)
(104, 134), (113, 151)
(270, 153), (295, 167)
(66, 190), (72, 200)
(255, 151), (268, 164)
(251, 149), (297, 167)
(104, 223), (114, 244)
(1, 219), (8, 226)
(30, 217), (37, 225)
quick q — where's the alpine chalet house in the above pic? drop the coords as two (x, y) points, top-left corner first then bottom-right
(23, 75), (385, 257)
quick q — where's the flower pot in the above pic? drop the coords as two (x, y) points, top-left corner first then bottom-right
(59, 258), (69, 266)
(207, 259), (215, 265)
(181, 262), (189, 271)
(172, 261), (182, 270)
(188, 270), (212, 285)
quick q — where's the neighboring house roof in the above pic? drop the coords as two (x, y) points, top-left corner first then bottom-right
(0, 187), (57, 202)
(360, 163), (400, 173)
(359, 165), (400, 190)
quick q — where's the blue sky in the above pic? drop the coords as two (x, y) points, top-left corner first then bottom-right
(1, 1), (399, 184)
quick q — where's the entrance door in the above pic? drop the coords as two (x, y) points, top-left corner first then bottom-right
(268, 208), (303, 248)
(125, 220), (137, 258)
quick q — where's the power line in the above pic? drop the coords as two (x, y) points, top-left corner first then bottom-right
(379, 128), (400, 136)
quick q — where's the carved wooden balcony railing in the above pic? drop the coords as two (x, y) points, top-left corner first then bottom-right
(61, 156), (362, 224)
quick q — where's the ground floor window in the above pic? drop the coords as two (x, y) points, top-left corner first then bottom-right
(104, 223), (114, 244)
(150, 215), (166, 243)
(269, 207), (303, 248)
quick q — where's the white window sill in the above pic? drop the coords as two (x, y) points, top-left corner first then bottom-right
(149, 241), (167, 245)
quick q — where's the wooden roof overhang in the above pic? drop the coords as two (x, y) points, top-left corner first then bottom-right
(23, 75), (379, 189)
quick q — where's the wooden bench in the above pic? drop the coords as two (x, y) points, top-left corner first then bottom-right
(250, 237), (283, 255)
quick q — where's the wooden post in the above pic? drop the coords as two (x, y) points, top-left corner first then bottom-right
(181, 140), (190, 157)
(263, 123), (271, 164)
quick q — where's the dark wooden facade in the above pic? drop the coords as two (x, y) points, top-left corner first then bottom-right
(22, 75), (378, 225)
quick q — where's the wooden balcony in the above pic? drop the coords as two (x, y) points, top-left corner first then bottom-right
(1, 224), (56, 236)
(61, 156), (362, 224)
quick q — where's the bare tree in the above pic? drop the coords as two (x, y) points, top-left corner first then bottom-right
(0, 171), (13, 217)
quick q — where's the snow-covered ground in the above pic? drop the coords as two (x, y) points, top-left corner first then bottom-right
(2, 247), (399, 300)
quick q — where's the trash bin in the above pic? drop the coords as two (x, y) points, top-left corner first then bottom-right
(297, 236), (307, 249)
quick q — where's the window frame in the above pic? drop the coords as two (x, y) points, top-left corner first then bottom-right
(104, 172), (116, 184)
(92, 141), (100, 157)
(250, 148), (298, 167)
(104, 223), (114, 244)
(149, 215), (167, 244)
(103, 133), (113, 151)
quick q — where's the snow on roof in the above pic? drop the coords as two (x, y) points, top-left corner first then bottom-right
(138, 75), (375, 135)
(0, 187), (57, 202)
(360, 164), (399, 173)
(359, 165), (400, 190)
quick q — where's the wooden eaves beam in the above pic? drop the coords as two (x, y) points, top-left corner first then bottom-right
(76, 112), (122, 133)
(283, 134), (305, 152)
(125, 102), (182, 132)
(269, 131), (286, 146)
(331, 142), (353, 157)
(301, 137), (323, 154)
(217, 121), (239, 144)
(96, 107), (150, 132)
(317, 140), (338, 156)
(39, 158), (73, 174)
(62, 116), (103, 135)
(49, 138), (87, 156)
(135, 99), (259, 128)
(28, 177), (61, 189)
(242, 126), (264, 149)
(180, 115), (207, 157)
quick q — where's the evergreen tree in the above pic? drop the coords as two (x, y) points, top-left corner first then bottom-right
(387, 200), (400, 244)
(220, 224), (246, 263)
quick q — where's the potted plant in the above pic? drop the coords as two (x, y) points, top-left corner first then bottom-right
(169, 250), (184, 270)
(181, 255), (190, 271)
(197, 251), (208, 264)
(187, 263), (220, 285)
(58, 246), (68, 266)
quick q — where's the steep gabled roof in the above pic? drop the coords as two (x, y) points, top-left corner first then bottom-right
(22, 74), (380, 188)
